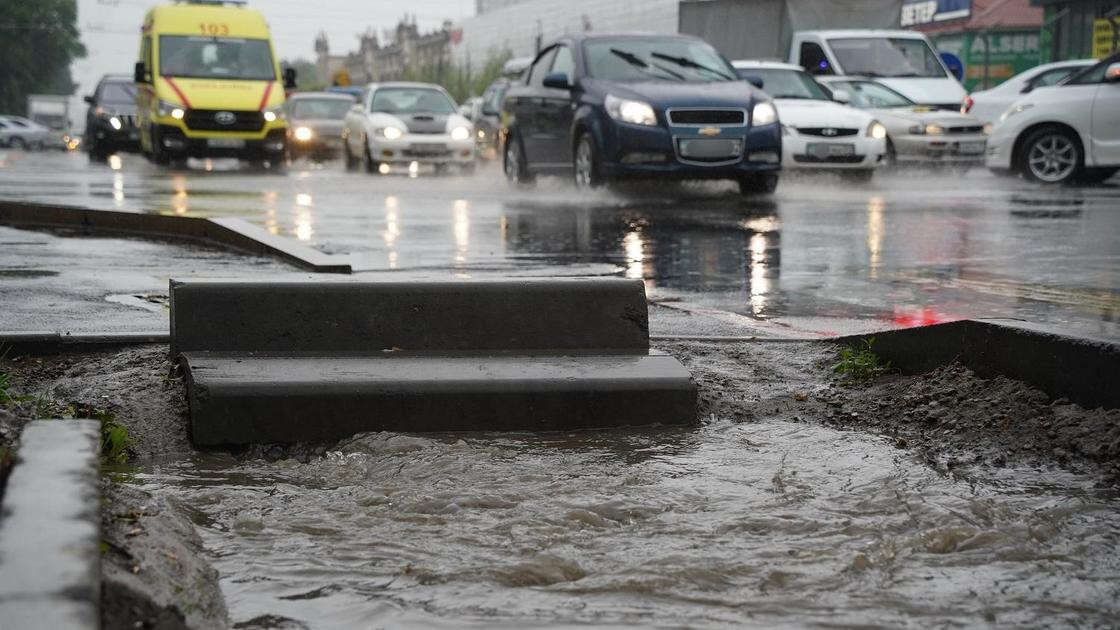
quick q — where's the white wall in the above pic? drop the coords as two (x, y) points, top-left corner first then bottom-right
(452, 0), (679, 70)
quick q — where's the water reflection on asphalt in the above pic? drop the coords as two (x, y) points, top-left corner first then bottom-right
(1, 150), (1115, 339)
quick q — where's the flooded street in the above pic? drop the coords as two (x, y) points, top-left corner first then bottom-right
(3, 150), (1120, 627)
(1, 150), (1118, 341)
(138, 418), (1120, 627)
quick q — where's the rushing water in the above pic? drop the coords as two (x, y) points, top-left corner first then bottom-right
(135, 417), (1120, 628)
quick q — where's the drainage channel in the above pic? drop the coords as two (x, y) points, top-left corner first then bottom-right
(133, 417), (1120, 628)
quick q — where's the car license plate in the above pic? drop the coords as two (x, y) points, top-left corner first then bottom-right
(207, 138), (245, 149)
(678, 138), (742, 159)
(957, 141), (985, 155)
(408, 143), (447, 156)
(129, 130), (140, 140)
(807, 142), (855, 158)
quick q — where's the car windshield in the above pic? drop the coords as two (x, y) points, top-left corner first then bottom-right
(371, 88), (456, 114)
(747, 68), (831, 100)
(837, 80), (913, 108)
(159, 36), (276, 81)
(827, 37), (946, 78)
(288, 98), (353, 119)
(99, 82), (136, 104)
(584, 38), (736, 83)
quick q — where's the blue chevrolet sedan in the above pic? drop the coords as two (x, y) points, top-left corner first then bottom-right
(500, 33), (782, 195)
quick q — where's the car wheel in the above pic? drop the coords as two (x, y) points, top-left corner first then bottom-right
(573, 132), (605, 189)
(1019, 126), (1081, 184)
(738, 172), (779, 196)
(342, 138), (358, 171)
(10, 137), (26, 150)
(884, 137), (898, 168)
(362, 138), (379, 174)
(149, 129), (171, 165)
(503, 133), (533, 185)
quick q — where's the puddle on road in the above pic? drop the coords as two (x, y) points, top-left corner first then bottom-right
(135, 418), (1120, 628)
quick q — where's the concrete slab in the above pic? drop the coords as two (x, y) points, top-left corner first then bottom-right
(182, 352), (697, 445)
(0, 200), (351, 273)
(169, 278), (650, 355)
(0, 419), (100, 630)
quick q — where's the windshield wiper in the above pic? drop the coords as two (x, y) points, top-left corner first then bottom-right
(649, 52), (735, 81)
(609, 48), (685, 81)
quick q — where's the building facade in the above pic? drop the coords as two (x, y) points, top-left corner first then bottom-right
(316, 19), (453, 85)
(1032, 0), (1119, 61)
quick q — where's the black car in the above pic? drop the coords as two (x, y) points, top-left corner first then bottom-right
(84, 74), (141, 160)
(473, 78), (512, 159)
(500, 33), (782, 194)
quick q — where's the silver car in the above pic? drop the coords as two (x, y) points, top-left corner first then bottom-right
(822, 77), (989, 167)
(0, 116), (51, 150)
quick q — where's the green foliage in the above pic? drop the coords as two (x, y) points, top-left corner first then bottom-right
(99, 411), (131, 466)
(0, 371), (12, 405)
(0, 0), (87, 114)
(833, 338), (891, 382)
(402, 49), (514, 103)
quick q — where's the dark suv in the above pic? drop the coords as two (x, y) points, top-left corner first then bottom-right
(84, 74), (140, 160)
(500, 33), (782, 194)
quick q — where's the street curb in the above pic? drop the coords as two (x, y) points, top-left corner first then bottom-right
(0, 200), (351, 273)
(0, 419), (100, 630)
(0, 331), (169, 356)
(832, 319), (1120, 410)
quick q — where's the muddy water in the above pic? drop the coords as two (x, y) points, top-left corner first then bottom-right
(136, 417), (1120, 628)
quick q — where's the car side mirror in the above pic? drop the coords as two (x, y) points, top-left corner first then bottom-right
(742, 75), (764, 89)
(84, 95), (94, 104)
(283, 67), (298, 90)
(133, 61), (148, 84)
(831, 89), (851, 104)
(542, 72), (571, 90)
(1105, 63), (1120, 83)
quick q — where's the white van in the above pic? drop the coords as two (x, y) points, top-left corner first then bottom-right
(790, 30), (967, 110)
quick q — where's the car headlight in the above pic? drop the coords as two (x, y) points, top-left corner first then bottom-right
(867, 121), (887, 139)
(450, 126), (471, 141)
(999, 103), (1033, 122)
(293, 126), (313, 142)
(752, 101), (778, 126)
(605, 94), (657, 126)
(263, 107), (285, 123)
(377, 126), (405, 140)
(109, 116), (122, 131)
(157, 100), (185, 120)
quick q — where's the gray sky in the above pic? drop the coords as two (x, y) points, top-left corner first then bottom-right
(71, 0), (473, 104)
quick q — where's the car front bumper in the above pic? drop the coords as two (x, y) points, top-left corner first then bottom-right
(600, 121), (782, 179)
(984, 125), (1017, 170)
(893, 133), (987, 164)
(155, 125), (287, 159)
(369, 134), (476, 164)
(782, 134), (885, 170)
(288, 135), (343, 158)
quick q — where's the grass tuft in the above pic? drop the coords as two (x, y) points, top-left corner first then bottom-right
(833, 337), (891, 382)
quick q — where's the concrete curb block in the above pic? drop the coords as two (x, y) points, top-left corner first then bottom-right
(832, 319), (1120, 410)
(0, 419), (100, 630)
(0, 331), (170, 356)
(0, 200), (351, 273)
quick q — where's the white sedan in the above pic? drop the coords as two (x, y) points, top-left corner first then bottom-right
(962, 59), (1096, 124)
(0, 116), (51, 150)
(986, 54), (1120, 185)
(342, 82), (476, 174)
(733, 61), (886, 179)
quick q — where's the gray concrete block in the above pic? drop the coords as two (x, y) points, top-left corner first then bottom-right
(183, 352), (696, 445)
(170, 278), (650, 356)
(0, 419), (100, 630)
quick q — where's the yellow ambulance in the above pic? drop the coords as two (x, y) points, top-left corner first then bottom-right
(134, 1), (293, 168)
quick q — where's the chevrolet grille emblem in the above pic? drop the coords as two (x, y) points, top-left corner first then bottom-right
(698, 127), (721, 136)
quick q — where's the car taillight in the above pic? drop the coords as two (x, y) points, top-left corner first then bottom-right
(961, 96), (973, 114)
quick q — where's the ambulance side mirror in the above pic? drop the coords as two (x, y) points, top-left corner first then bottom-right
(134, 62), (148, 84)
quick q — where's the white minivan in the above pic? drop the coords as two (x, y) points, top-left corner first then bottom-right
(790, 30), (967, 110)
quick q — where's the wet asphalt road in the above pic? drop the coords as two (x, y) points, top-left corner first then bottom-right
(1, 149), (1118, 340)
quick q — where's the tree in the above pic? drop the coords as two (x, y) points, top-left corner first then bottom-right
(0, 0), (87, 115)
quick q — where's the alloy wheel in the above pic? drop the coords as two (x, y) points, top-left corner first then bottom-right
(1027, 134), (1077, 183)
